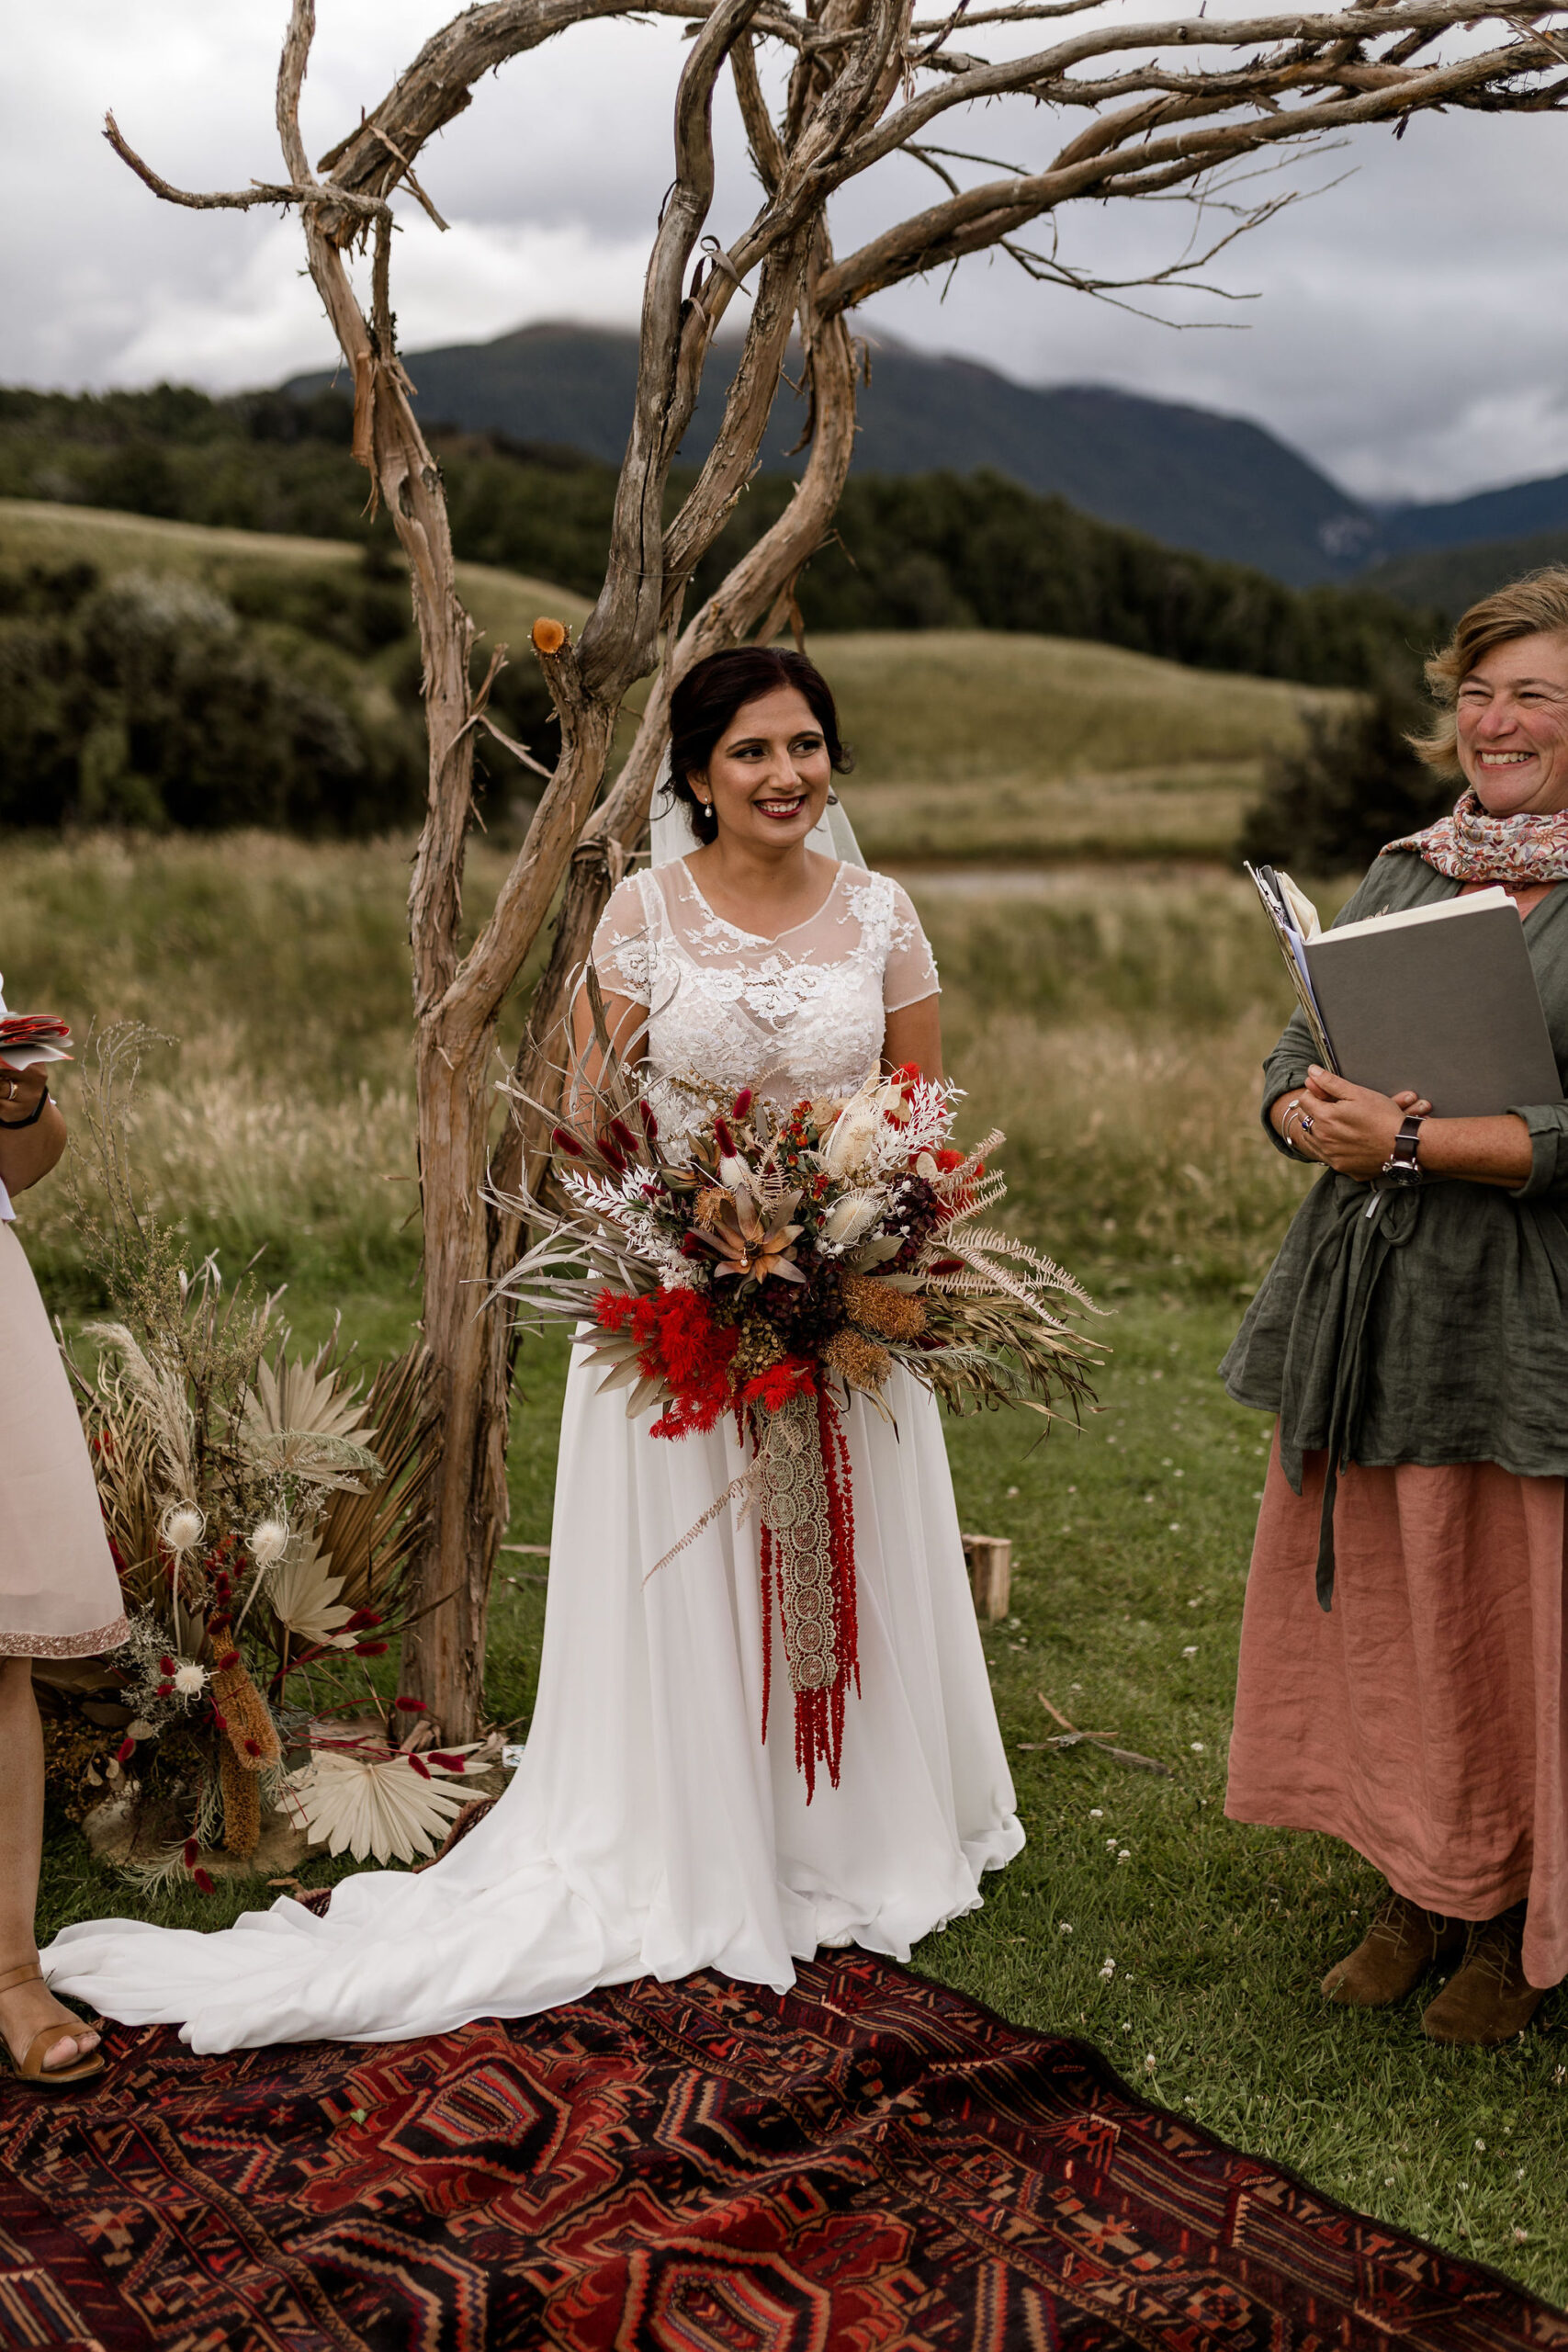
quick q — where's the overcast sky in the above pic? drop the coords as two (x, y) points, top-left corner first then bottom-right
(5, 2), (1566, 505)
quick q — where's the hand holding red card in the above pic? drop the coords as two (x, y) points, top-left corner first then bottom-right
(0, 978), (72, 1072)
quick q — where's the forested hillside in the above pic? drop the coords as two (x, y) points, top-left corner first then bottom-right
(0, 385), (1438, 691)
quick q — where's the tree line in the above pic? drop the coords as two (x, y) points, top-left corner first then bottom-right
(0, 384), (1439, 692)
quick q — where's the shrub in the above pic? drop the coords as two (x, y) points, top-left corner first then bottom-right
(1238, 672), (1452, 875)
(0, 560), (423, 833)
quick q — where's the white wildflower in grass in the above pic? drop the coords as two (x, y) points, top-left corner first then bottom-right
(1099, 1957), (1116, 1981)
(250, 1518), (289, 1567)
(1474, 2139), (1486, 2153)
(1182, 1645), (1199, 1657)
(161, 1503), (205, 1554)
(1190, 1741), (1206, 1754)
(1117, 1850), (1132, 1865)
(173, 1662), (208, 1697)
(1145, 2054), (1157, 2074)
(1089, 1806), (1103, 1818)
(1058, 1922), (1074, 1936)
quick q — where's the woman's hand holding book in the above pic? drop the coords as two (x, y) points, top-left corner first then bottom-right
(1277, 1068), (1534, 1189)
(1275, 1071), (1431, 1178)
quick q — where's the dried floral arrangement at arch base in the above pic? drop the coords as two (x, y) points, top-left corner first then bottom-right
(39, 1025), (454, 1887)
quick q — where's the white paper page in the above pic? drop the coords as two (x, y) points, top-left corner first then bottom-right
(1325, 886), (1511, 947)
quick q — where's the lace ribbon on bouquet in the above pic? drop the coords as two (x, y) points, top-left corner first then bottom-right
(756, 1386), (858, 1800)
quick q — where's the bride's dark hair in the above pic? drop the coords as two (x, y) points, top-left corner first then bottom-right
(663, 647), (853, 845)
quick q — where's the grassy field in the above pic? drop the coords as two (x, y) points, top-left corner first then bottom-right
(1, 499), (1351, 860)
(12, 831), (1567, 2310)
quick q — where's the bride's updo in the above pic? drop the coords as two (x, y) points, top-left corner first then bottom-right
(664, 647), (853, 845)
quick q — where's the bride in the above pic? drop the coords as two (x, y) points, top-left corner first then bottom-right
(45, 646), (1022, 2052)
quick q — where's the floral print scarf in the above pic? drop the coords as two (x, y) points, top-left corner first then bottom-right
(1383, 787), (1568, 884)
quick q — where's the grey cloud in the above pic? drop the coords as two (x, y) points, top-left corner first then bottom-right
(5, 3), (1566, 502)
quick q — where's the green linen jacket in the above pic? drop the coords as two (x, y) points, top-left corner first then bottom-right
(1220, 850), (1568, 1602)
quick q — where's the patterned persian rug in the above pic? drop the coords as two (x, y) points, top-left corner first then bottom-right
(0, 1946), (1563, 2351)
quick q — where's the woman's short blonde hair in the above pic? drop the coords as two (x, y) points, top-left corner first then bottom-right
(1412, 565), (1568, 775)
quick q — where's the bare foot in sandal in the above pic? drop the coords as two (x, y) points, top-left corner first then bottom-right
(0, 1962), (100, 2077)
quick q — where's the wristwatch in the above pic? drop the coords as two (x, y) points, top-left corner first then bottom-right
(1378, 1113), (1425, 1186)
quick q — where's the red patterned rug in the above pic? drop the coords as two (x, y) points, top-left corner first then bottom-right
(0, 1947), (1562, 2351)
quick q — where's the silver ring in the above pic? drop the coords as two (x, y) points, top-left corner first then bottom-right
(1299, 1111), (1315, 1135)
(1, 1080), (14, 1102)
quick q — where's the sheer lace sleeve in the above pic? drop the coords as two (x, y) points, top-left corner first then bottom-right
(882, 879), (940, 1013)
(591, 872), (658, 1006)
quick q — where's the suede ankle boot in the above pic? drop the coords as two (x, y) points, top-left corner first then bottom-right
(1322, 1890), (1466, 2007)
(1421, 1905), (1545, 2046)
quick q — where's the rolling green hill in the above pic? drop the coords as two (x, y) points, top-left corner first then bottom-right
(0, 501), (1346, 857)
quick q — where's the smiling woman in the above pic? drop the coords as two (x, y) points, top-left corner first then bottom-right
(1221, 567), (1568, 2049)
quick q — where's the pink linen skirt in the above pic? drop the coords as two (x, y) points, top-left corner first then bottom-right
(0, 1221), (127, 1658)
(1226, 1436), (1568, 1991)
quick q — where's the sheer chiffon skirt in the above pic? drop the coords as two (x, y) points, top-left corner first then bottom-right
(45, 1354), (1022, 2052)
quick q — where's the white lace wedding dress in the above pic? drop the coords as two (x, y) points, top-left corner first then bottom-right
(45, 856), (1022, 2052)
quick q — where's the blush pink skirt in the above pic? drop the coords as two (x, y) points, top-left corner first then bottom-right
(1226, 1437), (1568, 1991)
(0, 1221), (127, 1658)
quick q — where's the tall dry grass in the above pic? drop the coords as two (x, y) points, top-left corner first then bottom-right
(2, 836), (1348, 1309)
(921, 871), (1351, 1296)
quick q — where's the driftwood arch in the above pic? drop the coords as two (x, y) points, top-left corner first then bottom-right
(107, 0), (1565, 1735)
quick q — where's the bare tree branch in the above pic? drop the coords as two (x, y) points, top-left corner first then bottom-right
(105, 0), (1568, 1736)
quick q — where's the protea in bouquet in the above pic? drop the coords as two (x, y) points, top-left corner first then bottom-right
(495, 1052), (1100, 1796)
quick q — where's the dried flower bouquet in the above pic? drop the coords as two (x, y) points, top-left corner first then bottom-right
(493, 1042), (1100, 1797)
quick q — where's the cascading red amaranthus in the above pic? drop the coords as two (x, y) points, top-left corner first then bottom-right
(758, 1381), (859, 1801)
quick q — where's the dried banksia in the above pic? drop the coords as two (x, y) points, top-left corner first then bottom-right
(823, 1329), (893, 1394)
(840, 1272), (928, 1341)
(694, 1187), (728, 1230)
(209, 1652), (282, 1771)
(220, 1738), (261, 1857)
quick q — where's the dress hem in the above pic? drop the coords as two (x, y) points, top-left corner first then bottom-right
(0, 1613), (130, 1659)
(1224, 1794), (1539, 1942)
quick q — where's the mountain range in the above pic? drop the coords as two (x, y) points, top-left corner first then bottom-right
(288, 322), (1568, 598)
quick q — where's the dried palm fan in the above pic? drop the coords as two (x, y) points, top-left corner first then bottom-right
(314, 1345), (440, 1614)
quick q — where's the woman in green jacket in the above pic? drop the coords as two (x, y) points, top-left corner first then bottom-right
(1224, 566), (1568, 2047)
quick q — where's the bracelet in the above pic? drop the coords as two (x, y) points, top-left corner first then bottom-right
(0, 1088), (50, 1131)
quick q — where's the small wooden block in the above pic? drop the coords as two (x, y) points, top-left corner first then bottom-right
(963, 1532), (1012, 1621)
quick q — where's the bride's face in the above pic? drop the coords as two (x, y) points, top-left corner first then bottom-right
(694, 686), (833, 853)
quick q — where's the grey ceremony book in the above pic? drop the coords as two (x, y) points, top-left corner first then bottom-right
(1247, 867), (1563, 1117)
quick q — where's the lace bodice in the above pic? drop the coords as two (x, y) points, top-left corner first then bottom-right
(592, 859), (939, 1117)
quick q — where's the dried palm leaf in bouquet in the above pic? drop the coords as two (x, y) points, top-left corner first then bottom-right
(491, 1046), (1103, 1799)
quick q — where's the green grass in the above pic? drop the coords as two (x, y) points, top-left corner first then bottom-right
(11, 832), (1563, 2307)
(34, 1296), (1568, 2302)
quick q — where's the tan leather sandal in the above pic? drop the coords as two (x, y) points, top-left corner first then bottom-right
(0, 1962), (105, 2089)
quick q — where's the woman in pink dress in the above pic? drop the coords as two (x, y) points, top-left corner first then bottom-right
(0, 1054), (127, 2086)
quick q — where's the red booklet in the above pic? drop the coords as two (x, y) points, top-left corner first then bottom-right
(0, 980), (72, 1072)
